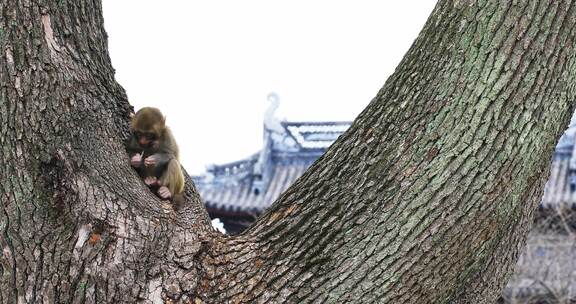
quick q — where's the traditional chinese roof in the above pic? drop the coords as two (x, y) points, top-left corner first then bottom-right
(192, 95), (352, 232)
(283, 122), (351, 150)
(195, 162), (309, 215)
(194, 96), (576, 235)
(193, 120), (351, 216)
(196, 119), (576, 212)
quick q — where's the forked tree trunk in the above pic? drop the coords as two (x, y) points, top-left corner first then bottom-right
(2, 0), (576, 303)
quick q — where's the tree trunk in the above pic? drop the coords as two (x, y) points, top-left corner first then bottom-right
(2, 0), (576, 303)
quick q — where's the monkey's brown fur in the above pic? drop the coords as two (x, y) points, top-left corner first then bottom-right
(127, 107), (184, 204)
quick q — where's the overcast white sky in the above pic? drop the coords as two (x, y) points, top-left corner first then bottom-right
(101, 1), (437, 174)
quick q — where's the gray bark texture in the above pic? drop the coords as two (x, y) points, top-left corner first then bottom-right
(1, 0), (576, 303)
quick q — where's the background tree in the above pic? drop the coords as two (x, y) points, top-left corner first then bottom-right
(1, 0), (576, 303)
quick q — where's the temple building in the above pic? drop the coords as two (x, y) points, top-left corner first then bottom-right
(194, 97), (576, 234)
(193, 94), (351, 233)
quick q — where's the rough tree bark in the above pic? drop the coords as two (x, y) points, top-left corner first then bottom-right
(1, 0), (576, 303)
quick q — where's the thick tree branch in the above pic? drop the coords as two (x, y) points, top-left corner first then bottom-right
(238, 0), (576, 303)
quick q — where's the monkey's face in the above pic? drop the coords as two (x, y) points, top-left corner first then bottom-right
(131, 107), (166, 150)
(134, 130), (159, 149)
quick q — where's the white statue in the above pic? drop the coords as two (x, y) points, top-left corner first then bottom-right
(263, 92), (285, 134)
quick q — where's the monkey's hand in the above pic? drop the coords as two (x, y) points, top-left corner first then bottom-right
(130, 153), (143, 167)
(144, 176), (160, 187)
(158, 186), (172, 200)
(144, 155), (158, 167)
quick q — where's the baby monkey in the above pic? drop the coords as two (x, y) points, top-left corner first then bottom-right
(127, 107), (184, 204)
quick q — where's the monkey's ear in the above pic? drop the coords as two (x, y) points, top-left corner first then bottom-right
(129, 112), (136, 127)
(162, 116), (166, 126)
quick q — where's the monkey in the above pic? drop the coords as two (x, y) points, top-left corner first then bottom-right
(126, 107), (185, 204)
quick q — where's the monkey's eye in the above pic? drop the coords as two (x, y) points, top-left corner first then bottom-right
(134, 131), (156, 141)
